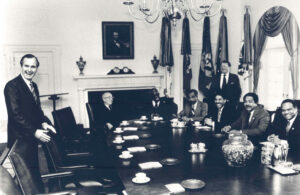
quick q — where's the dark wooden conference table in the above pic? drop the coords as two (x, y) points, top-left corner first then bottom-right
(105, 120), (300, 195)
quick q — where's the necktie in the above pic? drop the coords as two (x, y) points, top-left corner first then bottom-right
(191, 106), (195, 116)
(221, 74), (226, 89)
(217, 109), (222, 122)
(246, 112), (251, 128)
(286, 120), (291, 134)
(108, 105), (112, 110)
(29, 82), (38, 103)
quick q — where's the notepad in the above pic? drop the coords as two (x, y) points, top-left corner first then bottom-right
(123, 135), (139, 140)
(138, 161), (163, 170)
(123, 127), (138, 131)
(268, 165), (298, 175)
(127, 146), (146, 153)
(165, 183), (185, 194)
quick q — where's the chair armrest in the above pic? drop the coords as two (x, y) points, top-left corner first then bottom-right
(36, 190), (77, 195)
(41, 171), (74, 179)
(57, 164), (90, 170)
(66, 152), (91, 157)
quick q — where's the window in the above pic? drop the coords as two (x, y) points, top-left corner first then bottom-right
(257, 34), (293, 111)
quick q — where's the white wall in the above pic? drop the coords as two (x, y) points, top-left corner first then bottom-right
(1, 0), (299, 140)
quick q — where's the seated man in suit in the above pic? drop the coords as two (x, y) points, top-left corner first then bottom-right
(204, 92), (237, 133)
(209, 61), (241, 109)
(268, 99), (300, 153)
(221, 93), (270, 144)
(96, 92), (120, 131)
(146, 88), (177, 120)
(179, 89), (208, 122)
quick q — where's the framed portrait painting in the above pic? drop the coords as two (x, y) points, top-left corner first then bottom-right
(102, 21), (134, 59)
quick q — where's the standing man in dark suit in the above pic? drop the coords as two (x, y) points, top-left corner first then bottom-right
(269, 99), (300, 153)
(204, 92), (237, 133)
(179, 89), (208, 122)
(221, 93), (270, 144)
(4, 54), (56, 170)
(210, 61), (241, 109)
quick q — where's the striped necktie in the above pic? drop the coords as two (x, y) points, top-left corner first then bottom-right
(29, 82), (38, 103)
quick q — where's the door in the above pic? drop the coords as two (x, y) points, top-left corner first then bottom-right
(4, 45), (61, 123)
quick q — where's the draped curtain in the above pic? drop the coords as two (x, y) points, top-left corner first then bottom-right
(253, 6), (299, 96)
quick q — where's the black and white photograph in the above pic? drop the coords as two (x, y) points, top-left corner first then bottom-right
(1, 1), (300, 195)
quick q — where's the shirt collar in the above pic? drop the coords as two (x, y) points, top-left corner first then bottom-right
(288, 114), (297, 127)
(21, 73), (32, 89)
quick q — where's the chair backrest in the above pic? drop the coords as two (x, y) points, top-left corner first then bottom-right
(0, 165), (22, 195)
(8, 140), (45, 195)
(52, 107), (80, 139)
(86, 103), (96, 129)
(42, 136), (67, 172)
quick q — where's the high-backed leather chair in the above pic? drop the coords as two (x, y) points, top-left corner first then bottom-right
(41, 138), (119, 189)
(86, 103), (97, 130)
(8, 140), (78, 195)
(0, 165), (22, 195)
(42, 136), (92, 173)
(52, 107), (90, 143)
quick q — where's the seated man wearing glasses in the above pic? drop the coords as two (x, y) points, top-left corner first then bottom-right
(268, 99), (300, 153)
(179, 89), (208, 122)
(97, 92), (120, 131)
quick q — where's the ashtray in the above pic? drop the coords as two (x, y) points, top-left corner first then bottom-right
(140, 133), (152, 139)
(181, 179), (205, 190)
(213, 133), (225, 138)
(161, 158), (180, 166)
(145, 144), (161, 150)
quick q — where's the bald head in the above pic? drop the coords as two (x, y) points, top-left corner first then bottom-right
(102, 92), (113, 106)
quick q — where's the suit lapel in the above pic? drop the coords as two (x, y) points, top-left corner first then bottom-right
(194, 101), (201, 116)
(248, 107), (259, 127)
(17, 75), (38, 104)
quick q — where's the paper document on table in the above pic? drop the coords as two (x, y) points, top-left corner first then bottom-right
(165, 183), (185, 194)
(127, 147), (146, 153)
(123, 127), (138, 131)
(138, 161), (163, 170)
(268, 165), (298, 175)
(123, 135), (139, 140)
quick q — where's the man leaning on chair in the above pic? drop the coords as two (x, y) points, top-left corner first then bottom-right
(4, 54), (56, 170)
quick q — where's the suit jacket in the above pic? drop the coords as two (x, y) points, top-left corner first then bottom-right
(179, 100), (208, 121)
(146, 97), (178, 120)
(4, 74), (46, 148)
(206, 103), (236, 132)
(96, 103), (120, 129)
(210, 73), (241, 104)
(271, 114), (300, 152)
(231, 105), (270, 143)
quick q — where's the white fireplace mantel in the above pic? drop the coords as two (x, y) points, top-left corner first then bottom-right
(73, 73), (164, 127)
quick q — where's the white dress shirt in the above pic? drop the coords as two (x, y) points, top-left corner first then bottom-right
(220, 73), (229, 89)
